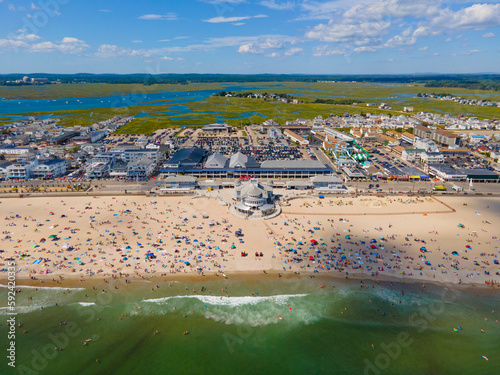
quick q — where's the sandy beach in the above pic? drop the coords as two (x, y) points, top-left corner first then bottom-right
(1, 192), (499, 287)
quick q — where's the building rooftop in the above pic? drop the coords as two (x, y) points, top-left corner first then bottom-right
(164, 147), (205, 167)
(260, 160), (328, 170)
(204, 152), (228, 169)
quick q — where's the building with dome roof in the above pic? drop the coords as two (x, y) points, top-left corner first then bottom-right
(232, 179), (277, 218)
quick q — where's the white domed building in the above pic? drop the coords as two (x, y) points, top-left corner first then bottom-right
(231, 179), (277, 218)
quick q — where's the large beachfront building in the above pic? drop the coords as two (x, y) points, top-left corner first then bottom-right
(232, 179), (276, 217)
(159, 147), (334, 178)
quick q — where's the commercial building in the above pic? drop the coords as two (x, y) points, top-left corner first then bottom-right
(31, 159), (67, 178)
(6, 161), (35, 179)
(401, 132), (418, 145)
(204, 153), (228, 169)
(310, 175), (346, 191)
(462, 169), (500, 183)
(162, 147), (205, 169)
(233, 179), (276, 217)
(109, 147), (164, 164)
(162, 175), (198, 190)
(415, 138), (438, 152)
(267, 126), (282, 138)
(284, 129), (309, 145)
(425, 164), (467, 181)
(420, 152), (444, 164)
(414, 125), (433, 139)
(431, 130), (460, 146)
(127, 159), (156, 180)
(72, 131), (107, 145)
(201, 123), (232, 132)
(229, 152), (258, 169)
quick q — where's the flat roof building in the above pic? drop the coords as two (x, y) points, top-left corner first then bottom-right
(202, 123), (232, 132)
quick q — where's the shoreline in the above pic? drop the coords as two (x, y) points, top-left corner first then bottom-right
(1, 194), (499, 291)
(2, 268), (498, 295)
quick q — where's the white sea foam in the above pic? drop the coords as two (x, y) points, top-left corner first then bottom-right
(142, 293), (308, 307)
(75, 302), (96, 306)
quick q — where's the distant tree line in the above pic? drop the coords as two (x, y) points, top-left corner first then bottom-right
(1, 73), (500, 86)
(424, 80), (500, 91)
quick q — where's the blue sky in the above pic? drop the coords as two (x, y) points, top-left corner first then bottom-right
(0, 0), (499, 74)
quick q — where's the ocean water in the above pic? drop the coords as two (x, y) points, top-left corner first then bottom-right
(0, 277), (498, 375)
(0, 85), (258, 117)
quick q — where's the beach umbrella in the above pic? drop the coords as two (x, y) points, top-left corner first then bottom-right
(309, 256), (314, 260)
(452, 251), (459, 256)
(49, 235), (57, 239)
(184, 261), (190, 265)
(370, 245), (377, 249)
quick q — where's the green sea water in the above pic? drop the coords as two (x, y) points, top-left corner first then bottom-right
(0, 277), (498, 375)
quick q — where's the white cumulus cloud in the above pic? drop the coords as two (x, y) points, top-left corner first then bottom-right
(138, 13), (177, 21)
(95, 44), (141, 58)
(284, 47), (303, 55)
(204, 14), (267, 23)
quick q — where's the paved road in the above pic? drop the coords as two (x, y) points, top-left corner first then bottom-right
(312, 147), (336, 170)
